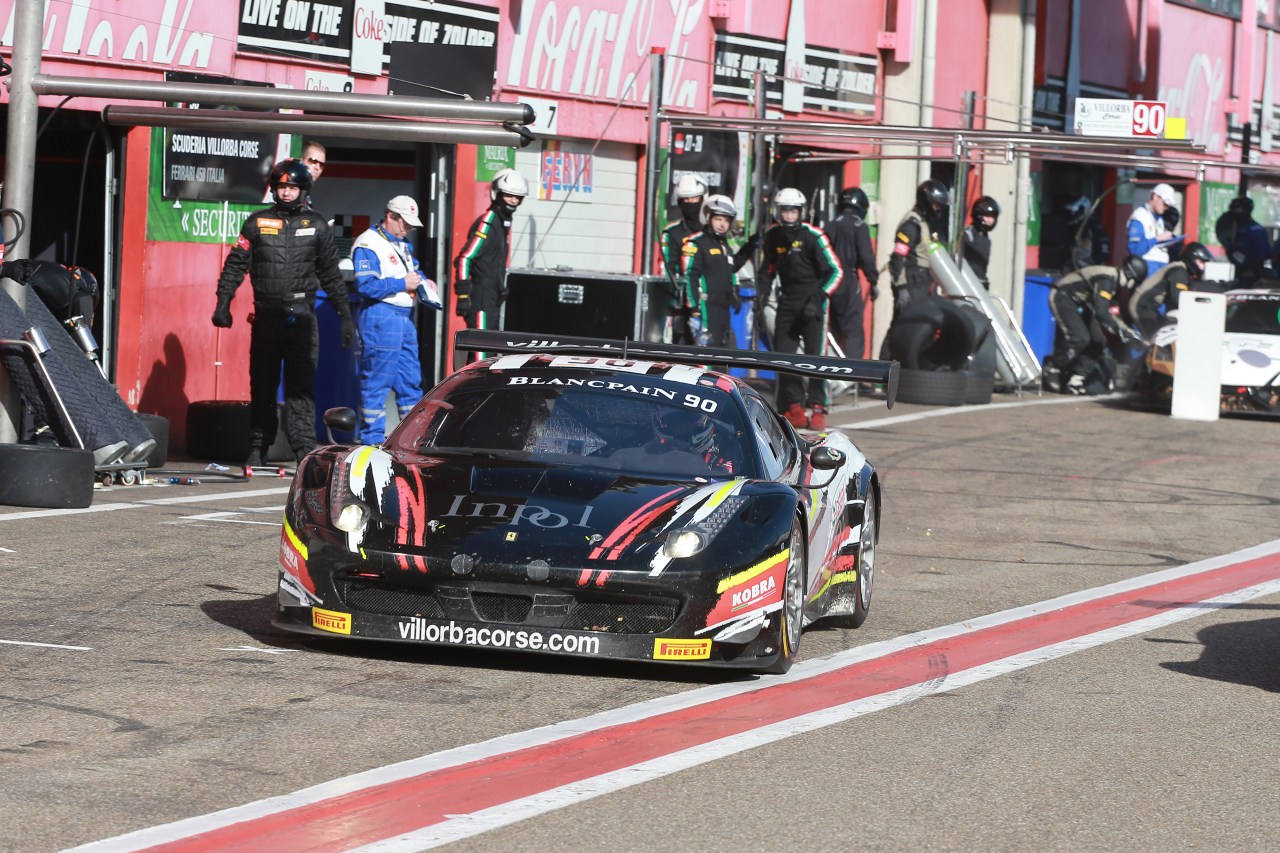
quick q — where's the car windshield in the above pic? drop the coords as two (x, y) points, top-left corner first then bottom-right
(1225, 297), (1280, 335)
(386, 377), (755, 480)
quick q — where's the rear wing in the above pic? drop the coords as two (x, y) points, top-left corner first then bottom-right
(454, 330), (899, 409)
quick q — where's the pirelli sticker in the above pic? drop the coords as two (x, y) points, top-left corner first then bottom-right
(312, 607), (352, 635)
(653, 638), (712, 660)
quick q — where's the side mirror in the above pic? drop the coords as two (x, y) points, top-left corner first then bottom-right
(809, 445), (847, 471)
(800, 444), (847, 488)
(323, 407), (358, 433)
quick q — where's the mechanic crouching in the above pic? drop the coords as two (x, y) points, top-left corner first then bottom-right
(1047, 255), (1146, 395)
(1127, 242), (1212, 340)
(212, 159), (355, 466)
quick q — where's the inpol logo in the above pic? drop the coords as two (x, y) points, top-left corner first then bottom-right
(441, 495), (594, 529)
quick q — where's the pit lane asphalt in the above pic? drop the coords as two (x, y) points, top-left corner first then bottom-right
(2, 391), (1278, 852)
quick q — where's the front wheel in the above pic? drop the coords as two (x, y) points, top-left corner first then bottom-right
(761, 518), (805, 674)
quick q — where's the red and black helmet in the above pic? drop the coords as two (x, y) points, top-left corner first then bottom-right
(268, 159), (313, 192)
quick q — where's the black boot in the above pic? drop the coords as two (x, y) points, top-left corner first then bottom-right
(245, 430), (267, 468)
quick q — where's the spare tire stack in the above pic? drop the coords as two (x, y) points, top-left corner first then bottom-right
(888, 295), (995, 406)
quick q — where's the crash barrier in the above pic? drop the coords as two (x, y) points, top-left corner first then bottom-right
(501, 269), (671, 343)
(1170, 291), (1226, 422)
(186, 401), (292, 462)
(926, 242), (1042, 389)
(887, 296), (996, 406)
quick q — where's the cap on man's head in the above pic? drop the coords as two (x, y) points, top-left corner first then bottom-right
(1152, 183), (1177, 205)
(387, 195), (422, 227)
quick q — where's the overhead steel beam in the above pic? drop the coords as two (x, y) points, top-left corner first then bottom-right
(101, 106), (533, 148)
(661, 113), (1206, 154)
(33, 74), (534, 125)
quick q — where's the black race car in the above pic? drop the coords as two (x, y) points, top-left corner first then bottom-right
(276, 331), (898, 673)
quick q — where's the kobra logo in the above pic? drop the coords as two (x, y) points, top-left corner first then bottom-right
(731, 576), (776, 609)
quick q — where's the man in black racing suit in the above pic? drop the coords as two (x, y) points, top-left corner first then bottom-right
(213, 159), (354, 466)
(1049, 256), (1145, 394)
(761, 187), (843, 431)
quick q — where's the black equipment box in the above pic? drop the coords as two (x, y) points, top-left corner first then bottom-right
(501, 269), (671, 342)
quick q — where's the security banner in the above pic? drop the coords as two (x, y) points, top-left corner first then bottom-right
(147, 129), (294, 244)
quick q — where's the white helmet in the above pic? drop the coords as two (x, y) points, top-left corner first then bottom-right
(702, 194), (737, 222)
(774, 187), (806, 209)
(674, 174), (708, 199)
(491, 169), (529, 200)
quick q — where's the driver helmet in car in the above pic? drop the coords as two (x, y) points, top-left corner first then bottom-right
(654, 408), (716, 455)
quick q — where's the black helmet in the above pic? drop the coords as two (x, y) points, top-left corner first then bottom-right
(655, 408), (715, 454)
(838, 186), (869, 217)
(1120, 254), (1148, 285)
(1163, 205), (1180, 230)
(1180, 242), (1213, 279)
(268, 159), (312, 212)
(916, 179), (949, 216)
(1228, 196), (1254, 217)
(970, 196), (1000, 232)
(70, 266), (99, 299)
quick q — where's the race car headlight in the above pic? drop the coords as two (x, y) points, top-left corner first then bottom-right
(335, 503), (370, 532)
(663, 528), (708, 559)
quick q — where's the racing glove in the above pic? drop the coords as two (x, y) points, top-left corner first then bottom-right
(454, 280), (472, 317)
(339, 313), (356, 350)
(0, 259), (32, 284)
(211, 294), (233, 328)
(730, 288), (742, 311)
(498, 288), (508, 305)
(870, 284), (881, 301)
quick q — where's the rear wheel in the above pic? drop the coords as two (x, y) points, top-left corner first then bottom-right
(762, 518), (805, 674)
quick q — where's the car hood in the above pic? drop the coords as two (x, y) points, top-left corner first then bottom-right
(331, 446), (763, 572)
(1221, 332), (1280, 387)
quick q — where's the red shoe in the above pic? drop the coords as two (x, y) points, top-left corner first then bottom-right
(809, 405), (828, 431)
(783, 403), (809, 429)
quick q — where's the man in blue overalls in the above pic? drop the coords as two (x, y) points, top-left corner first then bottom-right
(351, 195), (434, 444)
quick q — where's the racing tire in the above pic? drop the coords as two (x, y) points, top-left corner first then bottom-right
(0, 443), (94, 509)
(888, 296), (978, 371)
(895, 368), (967, 406)
(959, 305), (997, 405)
(135, 412), (169, 468)
(962, 369), (996, 405)
(825, 488), (877, 629)
(762, 517), (805, 675)
(187, 400), (252, 461)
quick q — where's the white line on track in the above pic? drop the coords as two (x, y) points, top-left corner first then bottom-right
(0, 639), (92, 651)
(838, 391), (1099, 430)
(0, 487), (290, 523)
(67, 537), (1280, 853)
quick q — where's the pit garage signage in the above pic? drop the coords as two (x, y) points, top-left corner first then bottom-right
(238, 0), (497, 87)
(1074, 98), (1169, 139)
(712, 32), (878, 117)
(161, 73), (280, 204)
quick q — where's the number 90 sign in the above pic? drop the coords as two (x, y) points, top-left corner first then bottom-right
(1132, 101), (1166, 138)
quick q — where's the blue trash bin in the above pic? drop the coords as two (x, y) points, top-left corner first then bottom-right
(728, 286), (775, 380)
(1022, 274), (1056, 364)
(313, 295), (361, 444)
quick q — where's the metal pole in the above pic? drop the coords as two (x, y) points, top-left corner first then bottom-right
(641, 48), (665, 276)
(1239, 122), (1253, 196)
(751, 71), (768, 353)
(101, 106), (532, 148)
(34, 74), (534, 124)
(1, 0), (43, 444)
